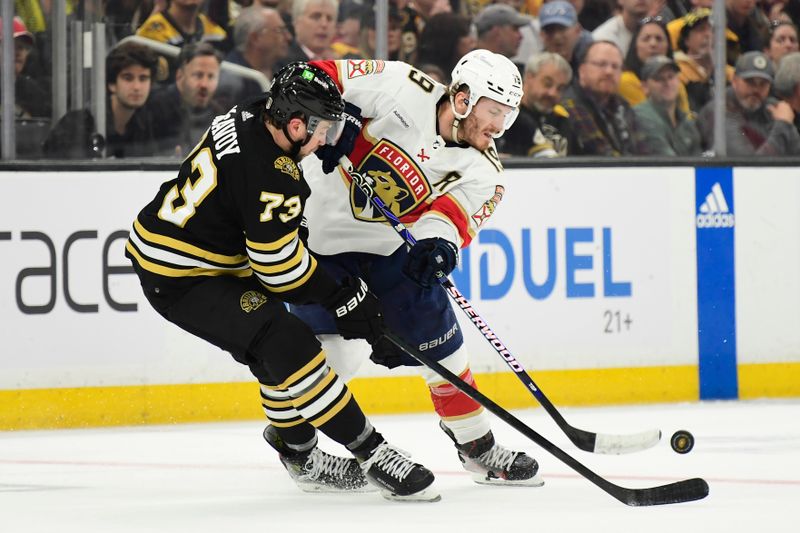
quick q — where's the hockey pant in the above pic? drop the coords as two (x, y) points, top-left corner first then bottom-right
(134, 272), (374, 454)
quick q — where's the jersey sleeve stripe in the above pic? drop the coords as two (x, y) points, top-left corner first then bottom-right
(245, 229), (298, 252)
(247, 236), (301, 266)
(256, 258), (318, 293)
(125, 241), (252, 278)
(252, 249), (314, 286)
(134, 219), (247, 265)
(426, 195), (472, 247)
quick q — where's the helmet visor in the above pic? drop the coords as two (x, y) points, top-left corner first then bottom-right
(307, 115), (345, 145)
(472, 97), (520, 138)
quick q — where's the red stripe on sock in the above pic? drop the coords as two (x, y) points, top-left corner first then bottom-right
(429, 369), (482, 418)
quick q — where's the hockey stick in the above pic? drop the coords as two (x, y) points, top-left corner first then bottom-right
(382, 331), (709, 506)
(338, 156), (660, 454)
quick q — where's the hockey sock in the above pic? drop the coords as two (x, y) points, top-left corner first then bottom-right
(417, 345), (491, 444)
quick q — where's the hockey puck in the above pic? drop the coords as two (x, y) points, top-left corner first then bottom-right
(670, 430), (694, 454)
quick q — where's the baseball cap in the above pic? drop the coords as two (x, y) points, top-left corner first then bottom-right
(0, 16), (35, 46)
(641, 55), (679, 80)
(539, 1), (578, 29)
(735, 51), (774, 82)
(474, 4), (532, 35)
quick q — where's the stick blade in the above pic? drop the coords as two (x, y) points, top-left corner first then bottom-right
(617, 478), (709, 506)
(593, 429), (662, 454)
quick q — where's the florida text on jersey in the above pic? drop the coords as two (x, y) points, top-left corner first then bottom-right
(125, 99), (338, 305)
(302, 59), (506, 257)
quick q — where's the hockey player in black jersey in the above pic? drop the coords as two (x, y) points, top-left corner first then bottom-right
(125, 62), (439, 502)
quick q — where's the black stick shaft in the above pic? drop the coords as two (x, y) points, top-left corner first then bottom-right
(383, 332), (709, 506)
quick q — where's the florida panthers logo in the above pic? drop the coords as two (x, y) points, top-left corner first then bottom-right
(349, 140), (431, 222)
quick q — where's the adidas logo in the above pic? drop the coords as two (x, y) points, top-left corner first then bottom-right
(241, 110), (254, 121)
(696, 182), (735, 228)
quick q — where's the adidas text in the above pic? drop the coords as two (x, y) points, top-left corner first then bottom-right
(696, 213), (735, 228)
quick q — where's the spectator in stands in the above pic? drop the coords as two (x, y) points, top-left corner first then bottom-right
(474, 4), (531, 62)
(764, 20), (799, 66)
(773, 51), (800, 133)
(150, 42), (224, 157)
(278, 0), (339, 68)
(136, 0), (227, 49)
(215, 6), (290, 110)
(561, 40), (649, 155)
(0, 16), (50, 119)
(416, 12), (475, 81)
(331, 1), (364, 58)
(619, 16), (690, 111)
(353, 3), (405, 60)
(698, 51), (800, 154)
(539, 0), (591, 72)
(105, 42), (161, 158)
(497, 52), (575, 156)
(579, 0), (616, 32)
(592, 0), (653, 56)
(726, 0), (771, 65)
(633, 55), (702, 155)
(673, 8), (734, 113)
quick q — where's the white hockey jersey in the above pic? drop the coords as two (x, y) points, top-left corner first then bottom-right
(303, 59), (506, 256)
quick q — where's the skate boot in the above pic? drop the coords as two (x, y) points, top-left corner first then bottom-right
(263, 426), (374, 493)
(357, 438), (441, 502)
(440, 421), (544, 486)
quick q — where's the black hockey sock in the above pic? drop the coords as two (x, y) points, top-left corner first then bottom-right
(348, 428), (385, 462)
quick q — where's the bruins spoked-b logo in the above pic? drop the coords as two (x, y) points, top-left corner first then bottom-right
(349, 140), (430, 222)
(240, 290), (268, 313)
(274, 156), (300, 180)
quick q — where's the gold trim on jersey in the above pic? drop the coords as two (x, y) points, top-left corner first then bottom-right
(249, 242), (304, 274)
(125, 241), (252, 278)
(134, 219), (247, 265)
(245, 229), (298, 252)
(253, 253), (317, 293)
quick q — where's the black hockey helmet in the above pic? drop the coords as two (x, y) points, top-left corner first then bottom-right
(265, 62), (345, 144)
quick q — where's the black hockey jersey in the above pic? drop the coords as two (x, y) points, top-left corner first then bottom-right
(125, 97), (340, 305)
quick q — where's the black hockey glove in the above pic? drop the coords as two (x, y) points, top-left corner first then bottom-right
(322, 276), (384, 344)
(369, 336), (406, 369)
(402, 237), (459, 288)
(316, 101), (363, 174)
(298, 216), (309, 245)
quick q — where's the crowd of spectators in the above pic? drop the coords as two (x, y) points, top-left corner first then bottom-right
(3, 0), (800, 160)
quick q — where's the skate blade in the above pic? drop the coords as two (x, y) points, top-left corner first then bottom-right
(471, 472), (545, 487)
(297, 481), (379, 493)
(379, 487), (442, 503)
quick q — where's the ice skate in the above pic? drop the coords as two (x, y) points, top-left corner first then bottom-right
(359, 441), (441, 502)
(263, 426), (374, 493)
(440, 421), (544, 486)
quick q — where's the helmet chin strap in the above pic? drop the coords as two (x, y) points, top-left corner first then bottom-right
(449, 93), (471, 145)
(282, 123), (313, 159)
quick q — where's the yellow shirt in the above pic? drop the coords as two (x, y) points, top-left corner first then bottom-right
(136, 11), (226, 47)
(619, 70), (692, 115)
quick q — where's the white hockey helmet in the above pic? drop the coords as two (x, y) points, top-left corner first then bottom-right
(449, 49), (523, 137)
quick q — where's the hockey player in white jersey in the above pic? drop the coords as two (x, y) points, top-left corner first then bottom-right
(269, 50), (545, 490)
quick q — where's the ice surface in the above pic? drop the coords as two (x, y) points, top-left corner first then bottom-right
(2, 400), (798, 532)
